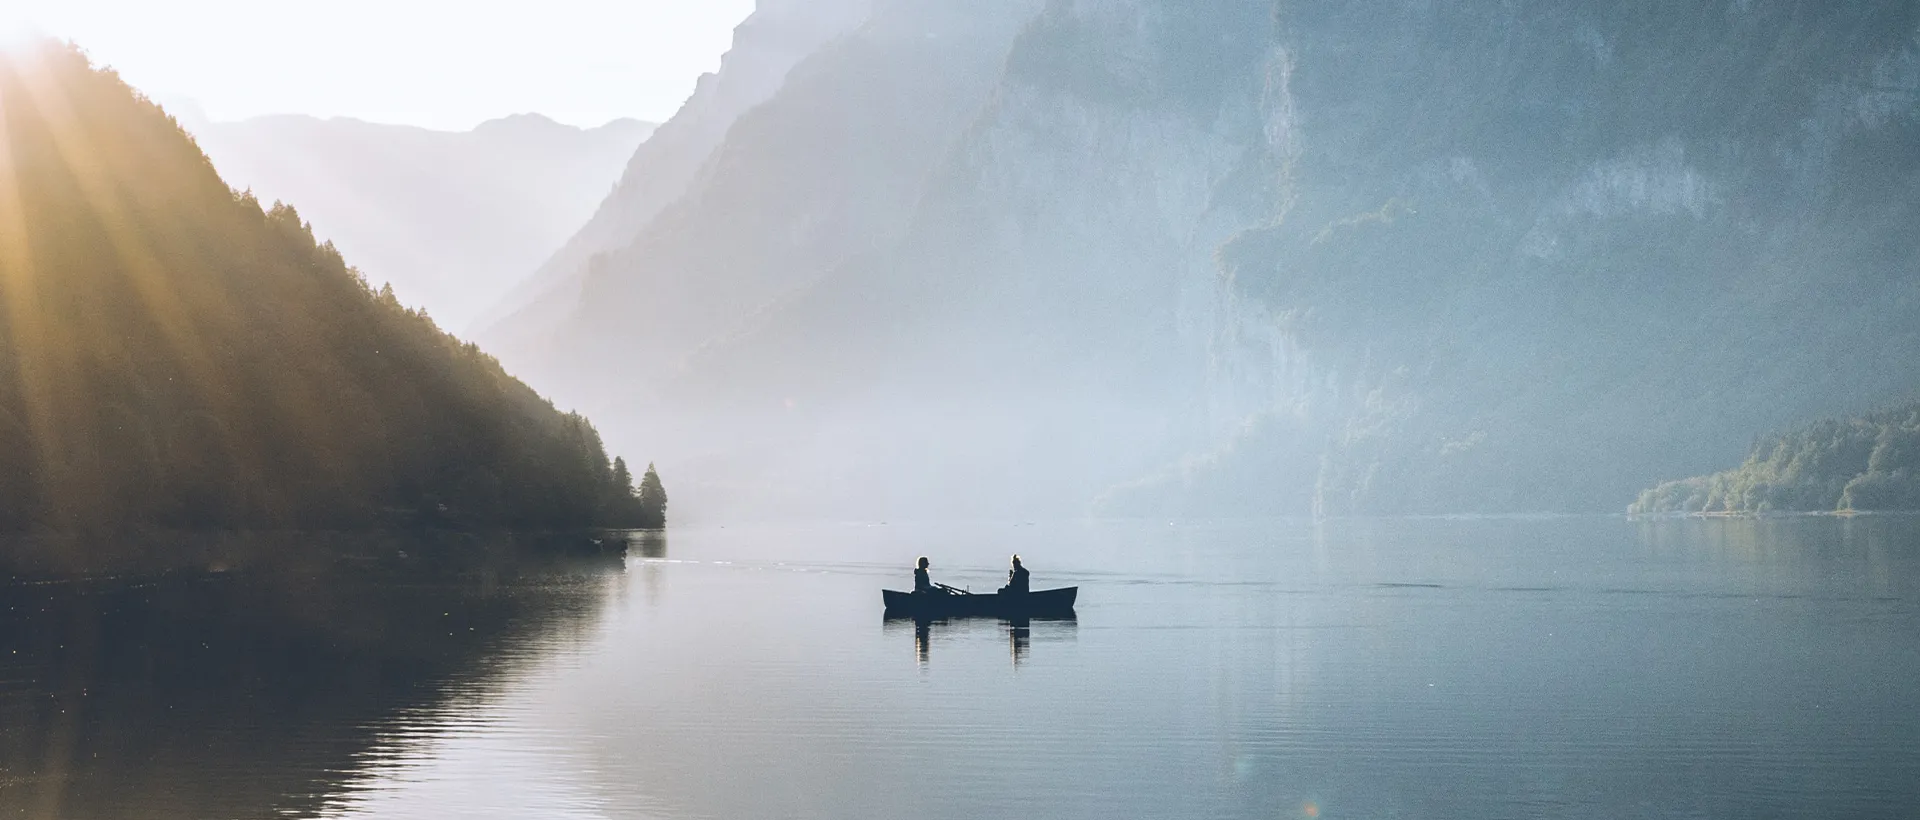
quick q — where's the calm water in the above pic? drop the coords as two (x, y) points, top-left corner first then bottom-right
(3, 516), (1918, 819)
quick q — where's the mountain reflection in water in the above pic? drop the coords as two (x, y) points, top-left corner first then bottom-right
(0, 533), (627, 820)
(3, 518), (1919, 819)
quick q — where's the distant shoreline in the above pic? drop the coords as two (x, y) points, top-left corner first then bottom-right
(1626, 509), (1920, 521)
(0, 528), (651, 580)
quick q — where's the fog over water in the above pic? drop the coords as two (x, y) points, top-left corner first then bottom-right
(7, 518), (1917, 819)
(7, 1), (1920, 817)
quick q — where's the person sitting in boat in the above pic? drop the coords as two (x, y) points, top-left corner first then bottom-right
(1000, 554), (1030, 594)
(913, 556), (947, 595)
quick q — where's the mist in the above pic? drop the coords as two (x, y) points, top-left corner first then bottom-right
(9, 3), (1920, 818)
(474, 0), (1920, 523)
(180, 112), (653, 334)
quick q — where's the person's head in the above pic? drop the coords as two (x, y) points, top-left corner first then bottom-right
(917, 556), (929, 570)
(1011, 554), (1022, 567)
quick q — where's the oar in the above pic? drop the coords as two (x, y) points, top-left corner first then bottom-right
(935, 582), (971, 595)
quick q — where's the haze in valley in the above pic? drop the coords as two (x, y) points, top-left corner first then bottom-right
(7, 5), (1920, 820)
(479, 0), (1920, 523)
(181, 112), (655, 333)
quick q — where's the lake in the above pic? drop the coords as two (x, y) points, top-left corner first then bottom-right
(3, 516), (1918, 819)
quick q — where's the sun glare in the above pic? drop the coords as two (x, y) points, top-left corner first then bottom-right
(0, 14), (42, 50)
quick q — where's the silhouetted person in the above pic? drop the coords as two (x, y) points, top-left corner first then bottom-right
(913, 556), (939, 594)
(1001, 554), (1030, 594)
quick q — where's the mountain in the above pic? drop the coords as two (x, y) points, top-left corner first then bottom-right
(1632, 401), (1920, 514)
(181, 110), (652, 333)
(1148, 0), (1920, 516)
(471, 0), (875, 347)
(0, 41), (654, 531)
(480, 0), (1059, 519)
(487, 0), (1920, 520)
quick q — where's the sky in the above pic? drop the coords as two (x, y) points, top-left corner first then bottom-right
(0, 0), (757, 130)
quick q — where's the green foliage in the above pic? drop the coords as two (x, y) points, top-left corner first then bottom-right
(1631, 403), (1920, 514)
(0, 43), (648, 532)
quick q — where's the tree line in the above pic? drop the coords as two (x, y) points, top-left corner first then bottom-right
(1631, 401), (1920, 514)
(0, 42), (665, 532)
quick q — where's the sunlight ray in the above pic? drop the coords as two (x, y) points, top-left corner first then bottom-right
(0, 59), (66, 491)
(6, 45), (235, 422)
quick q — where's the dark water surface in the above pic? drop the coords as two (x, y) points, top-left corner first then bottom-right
(3, 517), (1918, 819)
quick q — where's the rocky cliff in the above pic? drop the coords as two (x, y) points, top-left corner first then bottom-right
(488, 0), (1920, 519)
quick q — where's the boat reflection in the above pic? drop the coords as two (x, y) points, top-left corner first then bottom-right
(884, 613), (1078, 669)
(1009, 617), (1031, 666)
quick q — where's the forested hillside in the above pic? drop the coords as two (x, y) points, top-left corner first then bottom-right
(1632, 402), (1920, 514)
(0, 42), (652, 531)
(187, 112), (651, 333)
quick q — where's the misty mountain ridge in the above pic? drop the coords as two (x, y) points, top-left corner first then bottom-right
(181, 109), (654, 333)
(487, 0), (1920, 521)
(470, 0), (877, 342)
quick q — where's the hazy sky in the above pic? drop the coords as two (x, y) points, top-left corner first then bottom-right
(1, 0), (757, 130)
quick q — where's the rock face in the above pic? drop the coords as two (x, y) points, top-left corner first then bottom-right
(186, 113), (653, 333)
(1187, 0), (1920, 515)
(488, 0), (1920, 519)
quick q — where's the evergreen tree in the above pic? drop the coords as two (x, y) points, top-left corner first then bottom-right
(611, 457), (634, 500)
(637, 464), (668, 529)
(603, 456), (643, 525)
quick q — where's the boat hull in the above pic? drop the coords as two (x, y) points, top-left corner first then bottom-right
(881, 587), (1077, 618)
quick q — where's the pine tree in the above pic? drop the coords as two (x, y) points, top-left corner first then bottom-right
(611, 457), (634, 498)
(606, 457), (638, 524)
(637, 463), (668, 529)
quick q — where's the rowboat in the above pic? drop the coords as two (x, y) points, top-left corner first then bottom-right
(881, 587), (1077, 618)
